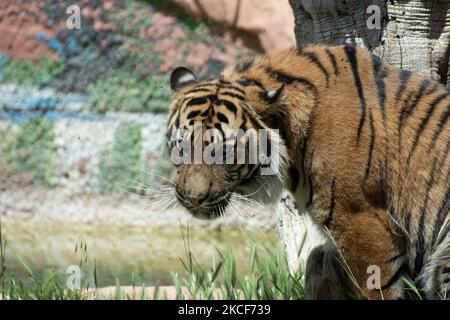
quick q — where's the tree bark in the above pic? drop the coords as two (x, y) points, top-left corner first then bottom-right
(289, 0), (450, 83)
(280, 0), (450, 273)
(277, 191), (327, 273)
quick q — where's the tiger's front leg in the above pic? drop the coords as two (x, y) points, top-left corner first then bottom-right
(304, 243), (356, 299)
(312, 208), (407, 300)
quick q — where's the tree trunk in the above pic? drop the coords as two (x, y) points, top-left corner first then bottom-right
(289, 0), (450, 83)
(280, 0), (450, 272)
(277, 191), (327, 273)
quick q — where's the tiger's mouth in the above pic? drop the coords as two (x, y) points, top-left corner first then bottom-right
(175, 187), (233, 220)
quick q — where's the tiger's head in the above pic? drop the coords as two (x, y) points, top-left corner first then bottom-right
(166, 66), (288, 220)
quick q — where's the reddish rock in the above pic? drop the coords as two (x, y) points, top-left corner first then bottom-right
(172, 0), (296, 52)
(0, 1), (59, 60)
(186, 43), (212, 68)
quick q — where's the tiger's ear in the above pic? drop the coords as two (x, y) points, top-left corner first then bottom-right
(170, 67), (197, 92)
(264, 84), (284, 104)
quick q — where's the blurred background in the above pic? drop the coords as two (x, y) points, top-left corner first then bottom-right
(0, 0), (295, 287)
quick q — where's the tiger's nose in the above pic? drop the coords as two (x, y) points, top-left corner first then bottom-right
(179, 164), (212, 207)
(189, 196), (207, 207)
(184, 183), (211, 206)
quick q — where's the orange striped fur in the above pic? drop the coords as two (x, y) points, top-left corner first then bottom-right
(167, 45), (450, 299)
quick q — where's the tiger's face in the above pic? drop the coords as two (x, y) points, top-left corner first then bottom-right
(166, 67), (288, 219)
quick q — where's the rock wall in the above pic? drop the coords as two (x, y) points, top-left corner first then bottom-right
(0, 0), (256, 92)
(0, 1), (60, 61)
(0, 0), (297, 197)
(0, 1), (289, 225)
(173, 0), (296, 52)
(0, 84), (169, 195)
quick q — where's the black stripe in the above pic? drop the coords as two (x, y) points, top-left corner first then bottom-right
(207, 94), (220, 105)
(372, 55), (388, 122)
(400, 79), (430, 123)
(221, 100), (238, 113)
(232, 163), (247, 171)
(325, 48), (339, 75)
(395, 70), (412, 102)
(187, 97), (209, 107)
(242, 108), (262, 130)
(324, 177), (336, 228)
(200, 107), (212, 117)
(305, 51), (330, 86)
(186, 110), (201, 119)
(398, 79), (430, 151)
(265, 67), (297, 84)
(431, 136), (450, 248)
(246, 164), (258, 177)
(240, 113), (247, 131)
(265, 67), (317, 93)
(185, 88), (213, 94)
(381, 263), (409, 290)
(237, 78), (265, 90)
(388, 206), (397, 221)
(220, 92), (245, 100)
(214, 123), (225, 137)
(405, 212), (412, 235)
(289, 166), (300, 192)
(306, 175), (314, 209)
(414, 157), (440, 276)
(364, 110), (376, 179)
(444, 140), (450, 171)
(386, 250), (407, 263)
(437, 220), (450, 246)
(300, 143), (308, 186)
(432, 140), (450, 245)
(429, 103), (449, 151)
(235, 58), (254, 73)
(216, 112), (229, 124)
(251, 164), (264, 178)
(190, 83), (218, 90)
(219, 83), (246, 95)
(295, 48), (304, 55)
(168, 109), (177, 126)
(407, 94), (447, 165)
(432, 185), (450, 247)
(344, 45), (366, 141)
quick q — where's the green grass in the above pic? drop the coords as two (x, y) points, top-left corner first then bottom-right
(1, 118), (56, 187)
(0, 57), (66, 87)
(0, 221), (304, 300)
(108, 0), (154, 38)
(87, 70), (171, 113)
(0, 220), (426, 300)
(169, 228), (304, 300)
(99, 123), (146, 195)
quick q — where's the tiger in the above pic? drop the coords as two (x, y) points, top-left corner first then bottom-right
(165, 44), (450, 300)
